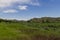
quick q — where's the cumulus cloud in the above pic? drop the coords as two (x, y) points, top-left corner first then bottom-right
(18, 5), (28, 10)
(31, 0), (40, 6)
(0, 0), (40, 12)
(3, 9), (18, 13)
(0, 0), (32, 7)
(0, 0), (39, 8)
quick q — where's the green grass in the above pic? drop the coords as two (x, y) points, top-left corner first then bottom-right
(0, 22), (60, 40)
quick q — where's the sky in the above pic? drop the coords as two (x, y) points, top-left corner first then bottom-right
(0, 0), (60, 20)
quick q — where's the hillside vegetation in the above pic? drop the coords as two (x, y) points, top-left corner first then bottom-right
(0, 17), (60, 40)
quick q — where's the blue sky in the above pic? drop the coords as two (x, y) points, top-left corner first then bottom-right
(0, 0), (60, 20)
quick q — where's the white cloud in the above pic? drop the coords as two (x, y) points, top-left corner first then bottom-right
(3, 9), (18, 13)
(31, 0), (40, 6)
(18, 5), (28, 10)
(0, 0), (39, 8)
(0, 0), (40, 12)
(31, 2), (40, 6)
(0, 0), (16, 7)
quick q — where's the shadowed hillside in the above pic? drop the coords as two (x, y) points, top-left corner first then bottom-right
(28, 17), (60, 23)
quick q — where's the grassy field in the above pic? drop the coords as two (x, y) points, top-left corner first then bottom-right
(0, 17), (60, 40)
